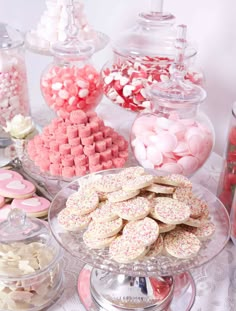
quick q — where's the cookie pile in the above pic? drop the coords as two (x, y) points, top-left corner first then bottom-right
(57, 167), (215, 263)
(0, 169), (50, 220)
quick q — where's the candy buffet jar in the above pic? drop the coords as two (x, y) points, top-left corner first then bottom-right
(0, 23), (30, 146)
(101, 2), (203, 112)
(40, 39), (103, 116)
(0, 209), (63, 311)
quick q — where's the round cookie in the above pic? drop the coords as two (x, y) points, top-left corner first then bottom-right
(66, 191), (99, 216)
(180, 222), (215, 241)
(11, 195), (50, 218)
(154, 197), (190, 225)
(90, 200), (118, 222)
(83, 230), (116, 249)
(156, 220), (176, 233)
(123, 217), (159, 246)
(154, 174), (192, 188)
(145, 184), (175, 195)
(183, 213), (209, 227)
(146, 235), (164, 258)
(86, 218), (123, 238)
(122, 175), (154, 191)
(0, 204), (12, 222)
(94, 174), (122, 193)
(109, 236), (149, 264)
(58, 208), (91, 232)
(0, 169), (23, 185)
(164, 228), (201, 259)
(107, 189), (140, 203)
(0, 179), (36, 199)
(114, 196), (151, 221)
(117, 166), (145, 180)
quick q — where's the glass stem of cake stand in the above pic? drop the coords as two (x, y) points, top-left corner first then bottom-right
(150, 0), (164, 12)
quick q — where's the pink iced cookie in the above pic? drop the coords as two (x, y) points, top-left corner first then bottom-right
(0, 179), (36, 199)
(0, 204), (12, 222)
(0, 169), (23, 185)
(11, 196), (50, 218)
(0, 195), (4, 208)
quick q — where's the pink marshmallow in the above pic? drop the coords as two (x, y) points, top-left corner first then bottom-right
(88, 153), (100, 165)
(95, 141), (106, 152)
(81, 135), (94, 146)
(59, 144), (71, 155)
(83, 144), (95, 156)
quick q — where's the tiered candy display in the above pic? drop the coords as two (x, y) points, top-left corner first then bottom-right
(101, 3), (203, 112)
(130, 25), (214, 176)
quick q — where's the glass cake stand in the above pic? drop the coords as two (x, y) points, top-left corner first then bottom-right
(48, 169), (230, 311)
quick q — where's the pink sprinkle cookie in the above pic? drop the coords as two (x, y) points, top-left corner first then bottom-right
(123, 217), (159, 246)
(154, 174), (192, 188)
(109, 236), (149, 263)
(0, 204), (12, 222)
(11, 196), (50, 218)
(83, 230), (117, 249)
(154, 197), (190, 224)
(0, 179), (36, 199)
(90, 201), (118, 222)
(173, 187), (193, 202)
(0, 169), (23, 184)
(86, 218), (123, 238)
(146, 235), (164, 258)
(164, 228), (201, 259)
(114, 196), (151, 221)
(145, 184), (175, 195)
(117, 166), (145, 180)
(183, 213), (209, 228)
(180, 222), (215, 241)
(176, 193), (206, 219)
(58, 208), (91, 232)
(66, 191), (99, 216)
(155, 220), (176, 233)
(94, 174), (122, 193)
(122, 175), (154, 191)
(107, 189), (140, 203)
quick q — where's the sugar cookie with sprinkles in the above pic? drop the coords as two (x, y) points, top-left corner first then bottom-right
(58, 208), (91, 231)
(83, 230), (117, 249)
(90, 200), (118, 222)
(86, 218), (123, 238)
(153, 174), (192, 188)
(164, 228), (201, 259)
(117, 166), (145, 180)
(122, 175), (154, 191)
(180, 222), (215, 241)
(156, 220), (176, 233)
(154, 197), (190, 224)
(66, 191), (99, 215)
(183, 213), (209, 227)
(94, 174), (122, 193)
(109, 236), (149, 263)
(146, 235), (164, 258)
(145, 184), (175, 195)
(123, 217), (159, 246)
(107, 189), (140, 203)
(114, 196), (151, 221)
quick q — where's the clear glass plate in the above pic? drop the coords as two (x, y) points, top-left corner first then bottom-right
(48, 168), (230, 277)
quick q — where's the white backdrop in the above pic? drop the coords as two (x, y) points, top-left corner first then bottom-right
(0, 0), (235, 155)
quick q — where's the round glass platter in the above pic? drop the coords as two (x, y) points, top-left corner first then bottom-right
(48, 168), (230, 277)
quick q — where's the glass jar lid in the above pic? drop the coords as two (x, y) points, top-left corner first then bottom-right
(0, 209), (61, 279)
(0, 23), (24, 50)
(112, 0), (196, 60)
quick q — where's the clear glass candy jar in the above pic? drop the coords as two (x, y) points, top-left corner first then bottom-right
(0, 23), (30, 146)
(101, 0), (203, 112)
(130, 25), (214, 176)
(0, 209), (63, 311)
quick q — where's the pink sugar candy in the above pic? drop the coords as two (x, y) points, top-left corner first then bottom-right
(103, 127), (112, 138)
(169, 122), (186, 140)
(71, 145), (83, 156)
(69, 137), (81, 146)
(134, 140), (146, 162)
(146, 145), (163, 166)
(83, 144), (95, 156)
(111, 145), (119, 157)
(67, 126), (78, 139)
(113, 157), (126, 168)
(160, 162), (183, 174)
(132, 115), (156, 136)
(89, 116), (104, 128)
(81, 135), (94, 146)
(89, 122), (99, 133)
(119, 151), (129, 159)
(100, 149), (112, 162)
(49, 152), (61, 164)
(105, 137), (112, 148)
(174, 141), (189, 157)
(59, 144), (71, 155)
(50, 164), (62, 176)
(88, 153), (100, 165)
(111, 132), (119, 141)
(49, 141), (59, 152)
(93, 132), (103, 142)
(70, 110), (88, 124)
(138, 131), (157, 146)
(55, 125), (67, 134)
(74, 154), (88, 166)
(155, 117), (175, 131)
(155, 132), (178, 153)
(116, 139), (127, 151)
(56, 134), (68, 144)
(177, 156), (199, 175)
(95, 141), (106, 152)
(79, 125), (91, 138)
(38, 159), (51, 172)
(87, 111), (97, 119)
(102, 160), (113, 170)
(62, 166), (75, 178)
(75, 166), (87, 176)
(89, 163), (103, 173)
(62, 154), (74, 166)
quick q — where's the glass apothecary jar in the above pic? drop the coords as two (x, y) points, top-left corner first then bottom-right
(130, 25), (214, 176)
(40, 4), (103, 116)
(0, 23), (30, 146)
(101, 0), (203, 112)
(0, 209), (63, 311)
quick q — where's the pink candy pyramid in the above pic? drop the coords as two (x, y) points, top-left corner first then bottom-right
(27, 110), (129, 178)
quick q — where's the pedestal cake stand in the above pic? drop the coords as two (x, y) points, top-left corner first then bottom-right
(48, 169), (230, 311)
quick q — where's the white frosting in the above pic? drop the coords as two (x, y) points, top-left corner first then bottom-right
(22, 198), (41, 207)
(6, 180), (26, 190)
(4, 114), (35, 139)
